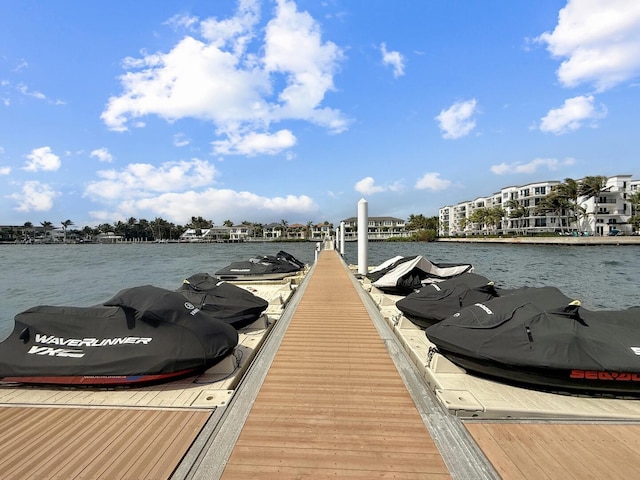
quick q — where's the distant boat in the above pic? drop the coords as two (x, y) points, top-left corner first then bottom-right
(425, 287), (640, 396)
(367, 255), (473, 294)
(215, 250), (305, 281)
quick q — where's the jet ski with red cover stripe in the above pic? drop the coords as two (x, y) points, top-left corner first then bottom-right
(0, 286), (238, 386)
(425, 287), (640, 396)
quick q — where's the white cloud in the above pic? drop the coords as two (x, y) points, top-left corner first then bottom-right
(414, 172), (452, 191)
(435, 99), (478, 139)
(354, 176), (403, 195)
(101, 0), (349, 156)
(164, 13), (199, 32)
(8, 181), (59, 212)
(536, 0), (640, 91)
(84, 159), (318, 223)
(212, 129), (296, 155)
(380, 42), (405, 78)
(84, 158), (217, 202)
(92, 188), (318, 225)
(90, 148), (113, 163)
(13, 59), (28, 72)
(17, 83), (45, 100)
(0, 166), (11, 175)
(539, 95), (607, 135)
(24, 146), (61, 172)
(354, 177), (384, 195)
(490, 157), (576, 175)
(173, 133), (191, 147)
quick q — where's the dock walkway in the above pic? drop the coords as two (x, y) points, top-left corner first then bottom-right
(182, 249), (493, 479)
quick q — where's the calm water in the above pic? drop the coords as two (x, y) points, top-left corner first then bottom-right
(1, 241), (638, 339)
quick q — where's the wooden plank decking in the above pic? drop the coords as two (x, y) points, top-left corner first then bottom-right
(218, 249), (451, 478)
(0, 406), (210, 480)
(466, 422), (640, 479)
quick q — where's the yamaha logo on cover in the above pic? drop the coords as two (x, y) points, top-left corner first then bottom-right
(184, 302), (201, 316)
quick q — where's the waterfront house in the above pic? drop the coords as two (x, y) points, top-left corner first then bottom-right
(96, 232), (124, 243)
(340, 216), (411, 241)
(179, 226), (233, 242)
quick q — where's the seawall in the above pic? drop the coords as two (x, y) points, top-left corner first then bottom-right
(437, 236), (640, 246)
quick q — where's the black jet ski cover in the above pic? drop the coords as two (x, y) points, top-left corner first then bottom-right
(0, 286), (238, 378)
(396, 273), (502, 328)
(215, 250), (304, 279)
(425, 286), (640, 395)
(177, 272), (268, 329)
(367, 255), (473, 294)
(276, 250), (306, 269)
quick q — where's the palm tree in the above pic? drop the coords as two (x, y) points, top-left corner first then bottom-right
(579, 175), (608, 235)
(251, 222), (264, 239)
(486, 207), (505, 233)
(82, 225), (95, 241)
(536, 192), (571, 234)
(187, 216), (213, 229)
(504, 199), (527, 235)
(468, 208), (489, 234)
(458, 216), (469, 234)
(61, 219), (74, 243)
(554, 178), (583, 231)
(280, 219), (289, 239)
(150, 217), (169, 241)
(23, 221), (34, 243)
(628, 191), (640, 233)
(40, 221), (53, 242)
(98, 223), (113, 235)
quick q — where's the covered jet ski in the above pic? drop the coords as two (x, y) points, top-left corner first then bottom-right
(0, 286), (238, 386)
(177, 272), (268, 329)
(425, 286), (640, 396)
(215, 250), (305, 281)
(396, 273), (505, 329)
(367, 255), (473, 294)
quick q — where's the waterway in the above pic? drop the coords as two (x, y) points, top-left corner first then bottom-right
(1, 241), (638, 339)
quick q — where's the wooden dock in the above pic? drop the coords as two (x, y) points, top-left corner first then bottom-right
(218, 249), (451, 478)
(3, 248), (640, 479)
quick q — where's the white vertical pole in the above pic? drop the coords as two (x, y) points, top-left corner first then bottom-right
(357, 198), (368, 275)
(339, 221), (345, 255)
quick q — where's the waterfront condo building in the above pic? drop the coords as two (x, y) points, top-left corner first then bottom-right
(439, 175), (638, 237)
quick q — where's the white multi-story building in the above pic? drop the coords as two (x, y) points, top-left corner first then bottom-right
(340, 216), (411, 241)
(439, 175), (636, 236)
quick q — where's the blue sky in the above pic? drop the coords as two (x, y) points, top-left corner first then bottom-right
(2, 0), (639, 228)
